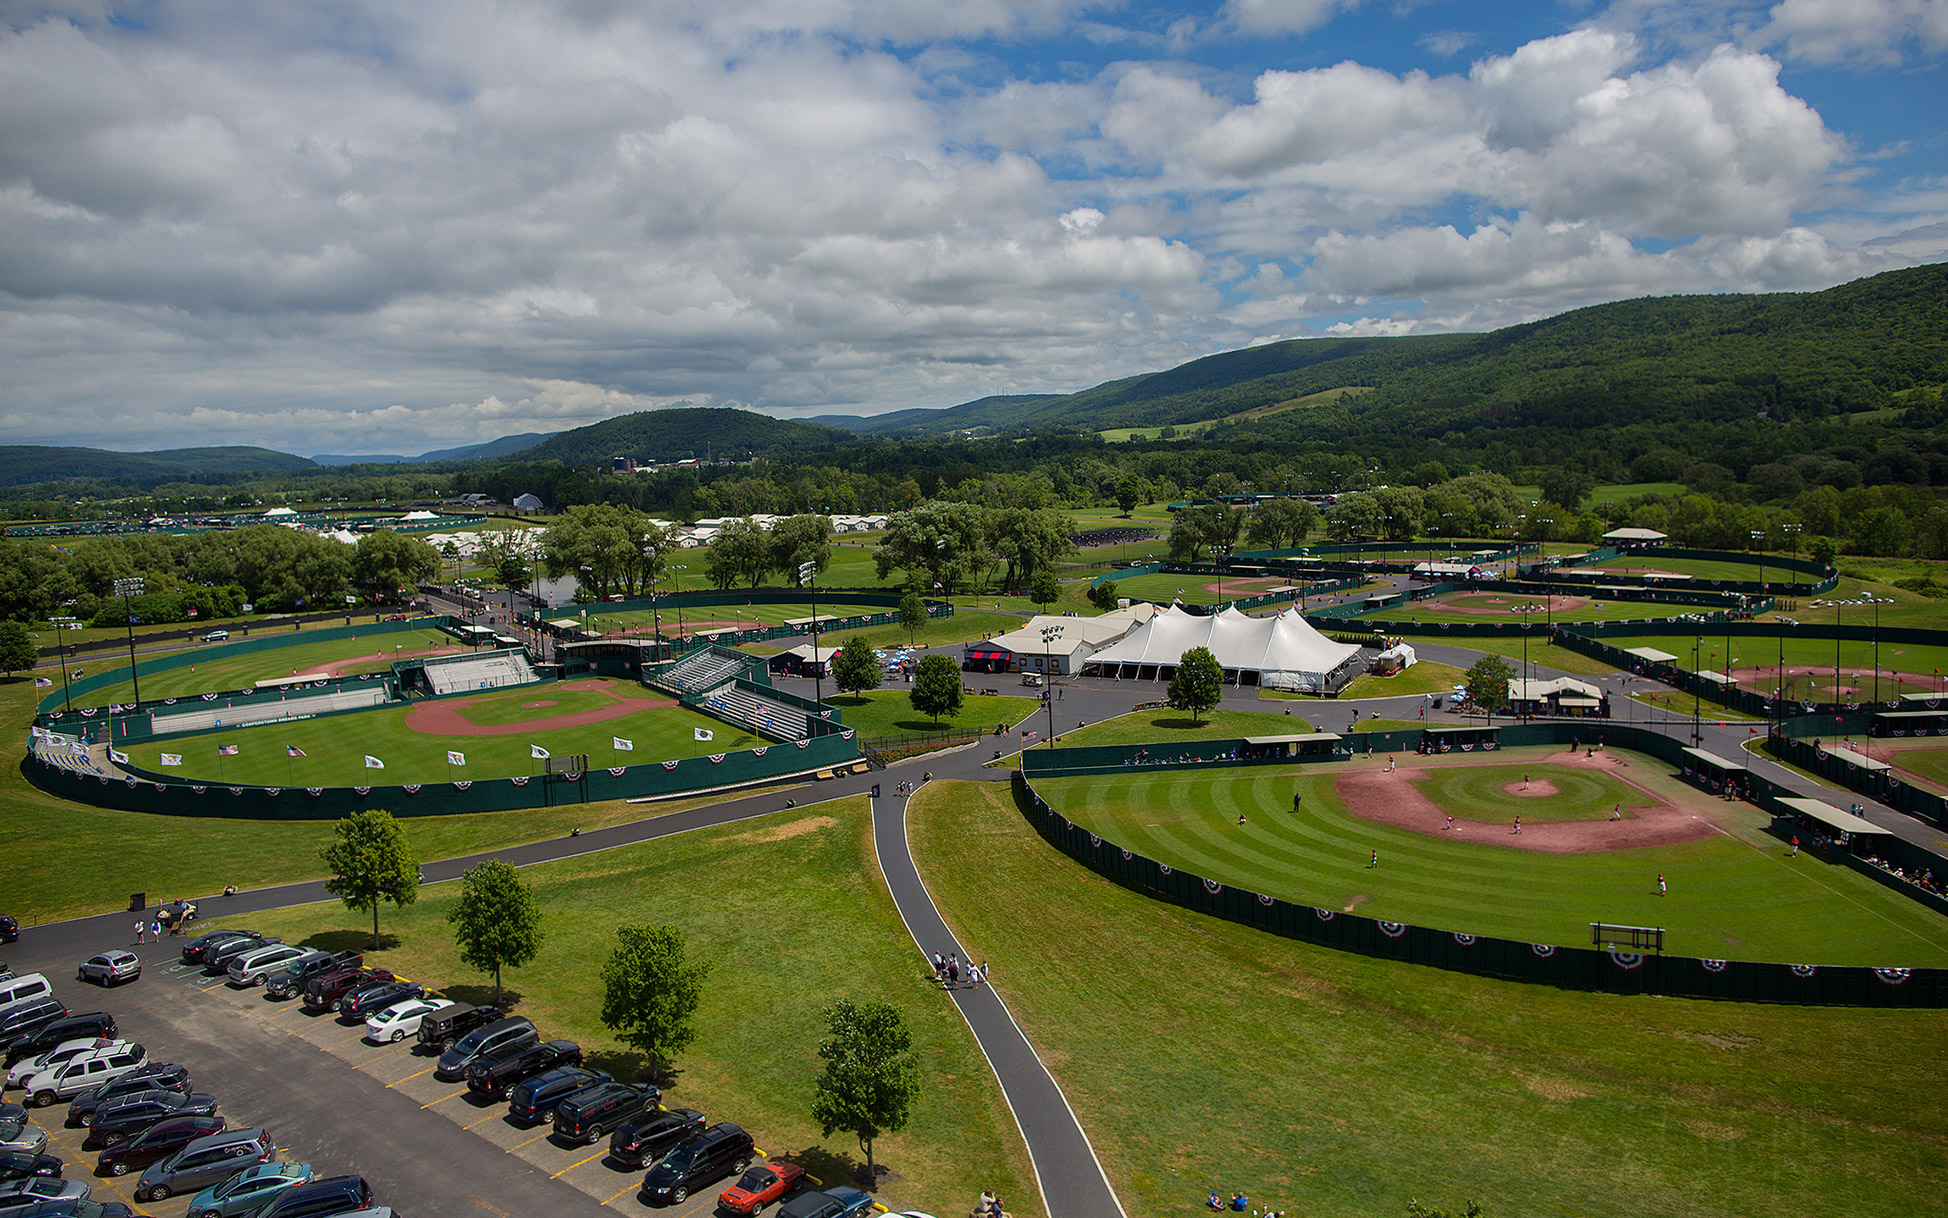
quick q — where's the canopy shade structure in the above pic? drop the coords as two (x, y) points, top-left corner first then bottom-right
(1624, 647), (1679, 663)
(1083, 605), (1363, 693)
(1777, 797), (1881, 836)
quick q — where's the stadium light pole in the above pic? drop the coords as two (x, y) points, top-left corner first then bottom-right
(1692, 634), (1703, 745)
(642, 545), (662, 650)
(1040, 624), (1061, 747)
(800, 560), (822, 713)
(1751, 529), (1767, 599)
(49, 616), (76, 714)
(113, 577), (144, 709)
(672, 565), (687, 641)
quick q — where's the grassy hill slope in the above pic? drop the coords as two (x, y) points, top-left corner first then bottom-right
(520, 407), (849, 464)
(0, 445), (317, 488)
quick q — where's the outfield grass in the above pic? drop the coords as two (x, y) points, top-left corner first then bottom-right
(122, 686), (756, 784)
(829, 689), (1040, 738)
(1780, 576), (1948, 631)
(1598, 630), (1948, 699)
(585, 601), (822, 633)
(1027, 747), (1948, 965)
(911, 780), (1948, 1218)
(1444, 637), (1623, 676)
(1586, 555), (1776, 581)
(1380, 595), (1684, 625)
(1338, 660), (1468, 699)
(1869, 739), (1948, 793)
(45, 628), (461, 709)
(1054, 707), (1318, 749)
(1108, 572), (1311, 607)
(213, 798), (1041, 1217)
(819, 610), (1023, 651)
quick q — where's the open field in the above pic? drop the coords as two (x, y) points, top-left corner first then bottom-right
(1052, 707), (1318, 749)
(122, 678), (757, 783)
(819, 609), (1024, 651)
(1377, 591), (1691, 625)
(213, 797), (1041, 1218)
(1781, 577), (1948, 631)
(1587, 481), (1686, 504)
(1104, 572), (1313, 607)
(574, 601), (823, 634)
(1599, 631), (1948, 701)
(1446, 636), (1623, 676)
(829, 688), (1040, 738)
(1863, 737), (1948, 795)
(43, 628), (462, 709)
(1028, 745), (1948, 965)
(1337, 660), (1467, 699)
(911, 778), (1948, 1218)
(1584, 555), (1776, 582)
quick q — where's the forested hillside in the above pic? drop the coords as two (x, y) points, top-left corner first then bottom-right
(0, 445), (316, 489)
(521, 407), (846, 464)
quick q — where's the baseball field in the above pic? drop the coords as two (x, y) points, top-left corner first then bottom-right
(49, 628), (467, 710)
(1027, 744), (1948, 965)
(120, 678), (759, 784)
(1376, 590), (1694, 625)
(1598, 631), (1948, 701)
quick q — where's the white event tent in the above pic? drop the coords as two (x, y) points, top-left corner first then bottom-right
(1082, 605), (1364, 692)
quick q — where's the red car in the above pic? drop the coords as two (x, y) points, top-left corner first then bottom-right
(717, 1162), (806, 1216)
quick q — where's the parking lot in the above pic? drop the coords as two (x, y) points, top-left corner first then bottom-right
(6, 921), (801, 1218)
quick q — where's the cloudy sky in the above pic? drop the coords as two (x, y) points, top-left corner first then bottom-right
(1, 0), (1943, 456)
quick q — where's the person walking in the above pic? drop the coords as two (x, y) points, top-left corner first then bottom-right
(1238, 811), (1247, 825)
(134, 918), (147, 944)
(150, 918), (162, 943)
(1612, 803), (1621, 821)
(1444, 813), (1453, 831)
(1513, 815), (1522, 835)
(1369, 849), (1378, 868)
(1658, 873), (1667, 896)
(1790, 837), (1800, 858)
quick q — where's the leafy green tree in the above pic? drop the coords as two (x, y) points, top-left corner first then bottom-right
(898, 589), (926, 646)
(704, 518), (772, 589)
(1326, 493), (1384, 540)
(1115, 474), (1146, 516)
(910, 654), (964, 725)
(447, 860), (543, 1007)
(1244, 498), (1317, 549)
(1808, 535), (1837, 566)
(0, 621), (38, 675)
(320, 809), (421, 950)
(495, 553), (532, 595)
(875, 501), (989, 595)
(990, 507), (1076, 594)
(1463, 654), (1514, 713)
(599, 923), (710, 1078)
(770, 514), (834, 585)
(1030, 567), (1059, 611)
(1538, 468), (1593, 511)
(1167, 646), (1225, 725)
(833, 635), (883, 697)
(353, 530), (442, 603)
(810, 999), (923, 1182)
(1167, 505), (1241, 561)
(1087, 580), (1120, 611)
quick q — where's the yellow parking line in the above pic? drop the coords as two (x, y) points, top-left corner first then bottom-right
(463, 1110), (507, 1130)
(507, 1130), (554, 1152)
(419, 1087), (470, 1109)
(387, 1065), (435, 1088)
(549, 1148), (606, 1178)
(604, 1182), (640, 1205)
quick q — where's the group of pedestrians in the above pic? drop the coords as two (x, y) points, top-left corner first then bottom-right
(933, 950), (987, 988)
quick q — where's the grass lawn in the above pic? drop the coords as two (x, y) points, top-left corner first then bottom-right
(1108, 572), (1311, 607)
(122, 686), (757, 784)
(829, 689), (1040, 738)
(1781, 577), (1948, 632)
(1055, 707), (1317, 749)
(1339, 660), (1468, 699)
(1443, 637), (1623, 676)
(910, 779), (1948, 1218)
(1598, 630), (1948, 700)
(1380, 596), (1684, 625)
(1025, 747), (1948, 965)
(1587, 555), (1776, 581)
(1587, 481), (1686, 504)
(45, 629), (462, 710)
(212, 798), (1040, 1216)
(819, 611), (1023, 651)
(1866, 739), (1948, 794)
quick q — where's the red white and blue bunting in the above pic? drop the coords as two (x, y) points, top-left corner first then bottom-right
(1530, 943), (1555, 958)
(453, 780), (471, 791)
(752, 747), (768, 757)
(1791, 963), (1817, 978)
(1378, 921), (1407, 939)
(510, 776), (529, 787)
(402, 784), (421, 794)
(608, 767), (627, 777)
(1701, 959), (1728, 972)
(1875, 967), (1912, 986)
(353, 786), (371, 796)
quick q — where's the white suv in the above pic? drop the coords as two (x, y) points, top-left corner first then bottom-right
(21, 1041), (145, 1107)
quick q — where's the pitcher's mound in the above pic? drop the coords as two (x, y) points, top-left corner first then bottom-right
(1504, 780), (1559, 797)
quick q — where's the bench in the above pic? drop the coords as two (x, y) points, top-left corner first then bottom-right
(814, 769), (835, 780)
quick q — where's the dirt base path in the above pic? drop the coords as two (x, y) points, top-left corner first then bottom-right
(405, 678), (677, 736)
(1335, 752), (1718, 853)
(1432, 592), (1590, 616)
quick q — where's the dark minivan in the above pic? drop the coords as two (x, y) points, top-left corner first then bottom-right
(68, 1065), (191, 1127)
(250, 1174), (373, 1218)
(0, 1000), (67, 1051)
(465, 1039), (580, 1099)
(264, 951), (360, 1001)
(416, 1003), (502, 1051)
(551, 1081), (657, 1146)
(639, 1123), (754, 1205)
(435, 1016), (534, 1081)
(5, 1013), (115, 1066)
(301, 968), (392, 1014)
(507, 1067), (610, 1126)
(610, 1107), (705, 1169)
(96, 1114), (225, 1177)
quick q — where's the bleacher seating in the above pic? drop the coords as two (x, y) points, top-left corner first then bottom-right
(148, 685), (390, 736)
(652, 649), (750, 695)
(29, 735), (113, 777)
(701, 682), (811, 741)
(422, 648), (539, 695)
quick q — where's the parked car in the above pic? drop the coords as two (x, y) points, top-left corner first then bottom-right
(133, 1128), (273, 1203)
(778, 1189), (875, 1218)
(224, 946), (308, 988)
(0, 919), (15, 945)
(199, 631), (228, 643)
(8, 1040), (113, 1091)
(301, 969), (393, 1014)
(21, 1044), (146, 1108)
(0, 1179), (86, 1211)
(415, 1003), (502, 1051)
(95, 1115), (224, 1177)
(466, 1040), (581, 1100)
(362, 998), (452, 1045)
(718, 1162), (807, 1216)
(264, 953), (360, 1001)
(435, 1017), (535, 1081)
(608, 1107), (704, 1168)
(200, 937), (280, 976)
(249, 1175), (372, 1218)
(507, 1067), (610, 1126)
(9, 1201), (134, 1218)
(5, 1017), (116, 1069)
(67, 1066), (189, 1127)
(551, 1080), (653, 1146)
(87, 1092), (218, 1147)
(638, 1123), (754, 1205)
(184, 1161), (313, 1218)
(0, 1153), (60, 1183)
(73, 955), (138, 988)
(0, 1118), (47, 1155)
(0, 978), (53, 1012)
(0, 1005), (66, 1061)
(337, 981), (424, 1022)
(179, 932), (255, 967)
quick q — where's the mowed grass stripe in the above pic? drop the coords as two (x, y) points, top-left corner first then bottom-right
(1033, 755), (1948, 965)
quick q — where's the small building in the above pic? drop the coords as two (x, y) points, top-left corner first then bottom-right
(769, 644), (838, 678)
(1602, 527), (1669, 546)
(1507, 676), (1607, 717)
(512, 493), (544, 512)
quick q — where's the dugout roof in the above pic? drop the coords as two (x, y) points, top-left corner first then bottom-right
(1243, 733), (1342, 745)
(1823, 747), (1890, 772)
(1777, 797), (1881, 836)
(1625, 647), (1679, 663)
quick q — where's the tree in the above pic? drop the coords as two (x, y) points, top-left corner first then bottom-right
(1030, 567), (1059, 611)
(495, 553), (532, 595)
(809, 999), (923, 1183)
(1463, 654), (1513, 712)
(320, 809), (421, 950)
(769, 514), (834, 585)
(1168, 646), (1224, 725)
(599, 923), (710, 1078)
(447, 860), (543, 1008)
(1087, 580), (1120, 611)
(898, 589), (926, 646)
(1244, 498), (1317, 550)
(704, 518), (772, 589)
(1115, 474), (1146, 516)
(352, 529), (441, 603)
(910, 654), (964, 725)
(1537, 468), (1593, 512)
(833, 635), (883, 697)
(0, 621), (36, 675)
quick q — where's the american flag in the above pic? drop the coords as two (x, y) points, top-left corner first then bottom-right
(217, 744), (239, 756)
(286, 745), (306, 758)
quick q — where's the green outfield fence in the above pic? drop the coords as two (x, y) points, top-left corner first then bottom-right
(1014, 721), (1948, 1005)
(1535, 545), (1838, 597)
(519, 590), (951, 649)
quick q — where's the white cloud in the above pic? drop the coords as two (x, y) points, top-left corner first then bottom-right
(1220, 0), (1362, 37)
(1760, 0), (1948, 65)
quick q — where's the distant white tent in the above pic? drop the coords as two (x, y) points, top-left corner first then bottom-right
(262, 506), (298, 517)
(399, 510), (442, 521)
(1083, 605), (1363, 692)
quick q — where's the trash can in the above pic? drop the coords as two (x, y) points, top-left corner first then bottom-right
(129, 892), (145, 912)
(870, 784), (881, 799)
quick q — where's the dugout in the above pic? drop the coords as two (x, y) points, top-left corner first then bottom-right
(1776, 796), (1881, 844)
(1680, 747), (1748, 796)
(1418, 725), (1501, 754)
(1242, 732), (1344, 760)
(1873, 709), (1948, 737)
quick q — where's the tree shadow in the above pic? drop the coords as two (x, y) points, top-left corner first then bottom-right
(1145, 716), (1212, 731)
(297, 929), (399, 953)
(585, 1047), (676, 1088)
(787, 1144), (880, 1189)
(438, 983), (522, 1010)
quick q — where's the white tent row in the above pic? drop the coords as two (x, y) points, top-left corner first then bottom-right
(1083, 605), (1363, 692)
